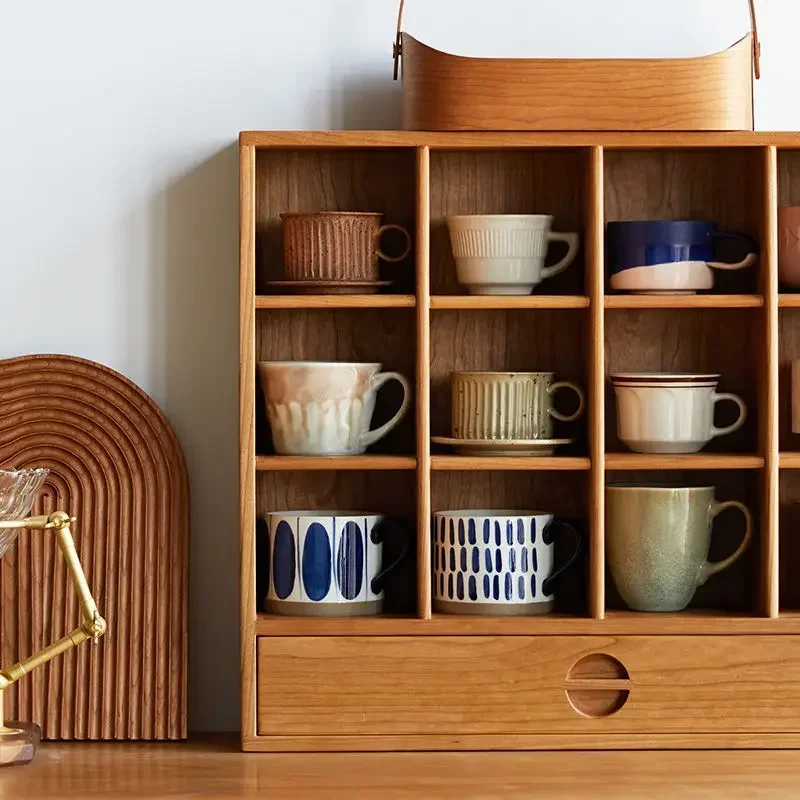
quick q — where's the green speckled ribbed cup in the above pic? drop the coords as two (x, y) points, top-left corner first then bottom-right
(606, 485), (752, 612)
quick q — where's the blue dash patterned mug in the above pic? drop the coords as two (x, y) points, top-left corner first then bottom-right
(432, 510), (580, 615)
(266, 511), (410, 616)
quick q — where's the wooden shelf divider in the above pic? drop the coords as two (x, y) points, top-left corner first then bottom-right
(416, 146), (432, 620)
(761, 146), (780, 618)
(605, 294), (763, 309)
(605, 454), (764, 470)
(587, 145), (605, 621)
(255, 294), (416, 309)
(431, 455), (590, 471)
(431, 295), (589, 310)
(255, 455), (417, 471)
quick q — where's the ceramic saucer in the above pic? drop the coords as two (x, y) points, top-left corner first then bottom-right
(431, 436), (575, 457)
(265, 280), (393, 295)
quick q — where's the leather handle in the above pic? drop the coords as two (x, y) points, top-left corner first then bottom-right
(749, 0), (761, 80)
(394, 0), (760, 80)
(393, 0), (406, 80)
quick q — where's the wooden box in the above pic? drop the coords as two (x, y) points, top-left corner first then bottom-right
(241, 130), (800, 751)
(394, 1), (760, 132)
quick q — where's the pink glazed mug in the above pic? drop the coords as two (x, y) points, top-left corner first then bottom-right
(779, 207), (800, 288)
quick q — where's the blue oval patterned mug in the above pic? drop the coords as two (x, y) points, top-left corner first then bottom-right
(432, 510), (580, 615)
(265, 511), (410, 616)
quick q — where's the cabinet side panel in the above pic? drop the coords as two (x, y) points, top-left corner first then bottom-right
(240, 144), (257, 740)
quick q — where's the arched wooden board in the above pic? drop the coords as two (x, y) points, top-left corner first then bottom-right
(0, 355), (188, 740)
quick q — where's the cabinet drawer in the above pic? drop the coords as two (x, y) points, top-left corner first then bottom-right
(257, 635), (800, 737)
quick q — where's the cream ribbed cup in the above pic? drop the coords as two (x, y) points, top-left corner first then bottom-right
(451, 371), (585, 441)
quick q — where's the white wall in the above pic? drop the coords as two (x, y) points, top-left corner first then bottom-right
(0, 0), (797, 732)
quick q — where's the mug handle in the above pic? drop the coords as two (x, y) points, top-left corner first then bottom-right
(708, 231), (759, 270)
(369, 517), (411, 595)
(541, 520), (581, 597)
(548, 381), (586, 423)
(696, 501), (753, 586)
(710, 392), (747, 439)
(359, 372), (411, 449)
(376, 224), (412, 263)
(540, 232), (580, 280)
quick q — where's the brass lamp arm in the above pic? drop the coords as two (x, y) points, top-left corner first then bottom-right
(0, 512), (106, 693)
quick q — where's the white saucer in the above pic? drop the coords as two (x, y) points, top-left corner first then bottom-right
(431, 436), (575, 457)
(610, 261), (713, 294)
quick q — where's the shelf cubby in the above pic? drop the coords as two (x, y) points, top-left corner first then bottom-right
(429, 148), (588, 298)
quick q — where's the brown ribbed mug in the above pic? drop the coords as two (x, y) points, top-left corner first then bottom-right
(281, 212), (412, 282)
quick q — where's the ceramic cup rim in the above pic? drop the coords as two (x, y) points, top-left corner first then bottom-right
(611, 372), (719, 381)
(266, 510), (383, 518)
(606, 484), (714, 493)
(434, 509), (554, 518)
(452, 370), (555, 378)
(258, 361), (383, 369)
(280, 211), (383, 219)
(446, 214), (554, 223)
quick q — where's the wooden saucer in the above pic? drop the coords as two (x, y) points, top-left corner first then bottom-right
(265, 281), (393, 295)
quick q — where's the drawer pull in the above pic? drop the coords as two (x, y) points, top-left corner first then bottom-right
(565, 654), (630, 719)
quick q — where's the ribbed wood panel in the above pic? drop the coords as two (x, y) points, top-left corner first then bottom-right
(0, 355), (188, 740)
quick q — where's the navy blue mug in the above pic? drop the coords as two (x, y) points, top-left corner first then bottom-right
(265, 511), (409, 617)
(607, 221), (758, 293)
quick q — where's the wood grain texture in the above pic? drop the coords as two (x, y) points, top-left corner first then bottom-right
(606, 469), (761, 614)
(255, 148), (416, 295)
(605, 309), (759, 454)
(400, 34), (754, 132)
(239, 144), (257, 741)
(241, 131), (800, 149)
(257, 635), (800, 737)
(431, 296), (588, 309)
(254, 309), (416, 456)
(253, 610), (800, 637)
(760, 146), (780, 617)
(605, 454), (764, 470)
(0, 355), (188, 740)
(605, 295), (762, 309)
(16, 738), (800, 796)
(255, 295), (416, 309)
(416, 146), (432, 619)
(430, 310), (588, 454)
(605, 148), (763, 295)
(255, 456), (416, 471)
(430, 150), (585, 296)
(430, 456), (589, 471)
(586, 146), (604, 620)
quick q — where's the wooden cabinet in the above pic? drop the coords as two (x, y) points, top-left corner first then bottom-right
(240, 131), (800, 751)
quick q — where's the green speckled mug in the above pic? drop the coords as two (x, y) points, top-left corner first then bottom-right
(606, 485), (752, 612)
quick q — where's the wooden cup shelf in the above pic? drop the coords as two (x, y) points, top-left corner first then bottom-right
(240, 132), (800, 753)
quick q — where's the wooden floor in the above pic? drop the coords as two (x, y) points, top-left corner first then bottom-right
(3, 737), (800, 798)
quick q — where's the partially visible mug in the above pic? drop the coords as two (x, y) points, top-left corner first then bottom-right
(446, 215), (579, 296)
(779, 207), (800, 288)
(266, 511), (410, 616)
(611, 373), (746, 454)
(606, 485), (752, 612)
(258, 361), (411, 455)
(432, 510), (581, 615)
(281, 212), (412, 283)
(451, 371), (585, 441)
(607, 221), (758, 294)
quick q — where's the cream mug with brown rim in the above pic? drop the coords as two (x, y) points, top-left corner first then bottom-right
(258, 361), (411, 456)
(281, 212), (412, 283)
(451, 371), (586, 440)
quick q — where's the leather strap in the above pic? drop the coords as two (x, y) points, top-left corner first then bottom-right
(392, 0), (405, 80)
